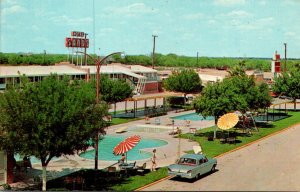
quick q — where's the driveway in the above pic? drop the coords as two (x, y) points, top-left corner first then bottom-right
(141, 124), (300, 191)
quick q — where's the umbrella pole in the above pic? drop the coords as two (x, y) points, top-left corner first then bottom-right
(126, 152), (128, 164)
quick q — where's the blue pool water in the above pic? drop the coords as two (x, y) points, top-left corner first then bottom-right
(171, 113), (214, 121)
(14, 154), (57, 164)
(80, 135), (168, 161)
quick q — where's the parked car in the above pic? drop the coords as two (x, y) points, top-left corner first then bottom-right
(167, 154), (217, 180)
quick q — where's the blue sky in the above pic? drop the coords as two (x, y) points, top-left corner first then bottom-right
(1, 0), (300, 58)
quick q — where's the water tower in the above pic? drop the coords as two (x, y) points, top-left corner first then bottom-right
(271, 51), (281, 77)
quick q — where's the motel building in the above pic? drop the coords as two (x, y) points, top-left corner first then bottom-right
(0, 62), (162, 94)
(0, 62), (161, 185)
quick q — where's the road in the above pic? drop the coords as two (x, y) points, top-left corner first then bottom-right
(142, 124), (300, 191)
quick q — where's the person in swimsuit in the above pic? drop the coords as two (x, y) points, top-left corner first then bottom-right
(151, 149), (157, 171)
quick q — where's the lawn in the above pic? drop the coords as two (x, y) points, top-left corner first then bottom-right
(110, 117), (142, 125)
(181, 111), (300, 157)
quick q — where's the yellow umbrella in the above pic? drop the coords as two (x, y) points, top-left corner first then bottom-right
(217, 112), (239, 130)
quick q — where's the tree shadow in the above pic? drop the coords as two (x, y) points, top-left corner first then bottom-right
(44, 168), (152, 191)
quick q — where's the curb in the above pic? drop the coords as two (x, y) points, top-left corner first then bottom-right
(135, 122), (300, 191)
(135, 175), (174, 191)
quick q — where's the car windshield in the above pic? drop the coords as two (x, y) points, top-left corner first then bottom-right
(178, 158), (196, 165)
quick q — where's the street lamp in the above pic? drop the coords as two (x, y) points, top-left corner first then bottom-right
(77, 50), (124, 170)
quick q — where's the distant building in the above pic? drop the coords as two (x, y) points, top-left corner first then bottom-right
(0, 63), (162, 94)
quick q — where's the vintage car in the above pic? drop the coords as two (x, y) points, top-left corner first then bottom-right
(168, 154), (217, 179)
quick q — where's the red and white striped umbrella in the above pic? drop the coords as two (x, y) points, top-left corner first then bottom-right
(113, 135), (141, 155)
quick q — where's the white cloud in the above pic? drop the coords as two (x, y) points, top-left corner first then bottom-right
(224, 10), (252, 18)
(236, 17), (275, 30)
(213, 0), (246, 6)
(208, 19), (217, 25)
(282, 0), (300, 5)
(31, 25), (39, 31)
(184, 13), (205, 20)
(2, 0), (18, 5)
(50, 15), (92, 26)
(2, 4), (26, 16)
(259, 0), (267, 5)
(106, 3), (157, 17)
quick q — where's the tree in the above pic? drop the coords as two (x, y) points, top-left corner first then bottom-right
(228, 60), (246, 77)
(0, 75), (109, 191)
(273, 71), (300, 109)
(100, 75), (133, 113)
(193, 75), (272, 138)
(164, 69), (202, 102)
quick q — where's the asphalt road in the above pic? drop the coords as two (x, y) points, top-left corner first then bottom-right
(142, 125), (300, 191)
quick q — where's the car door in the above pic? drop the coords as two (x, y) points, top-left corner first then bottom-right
(201, 157), (211, 174)
(0, 151), (7, 185)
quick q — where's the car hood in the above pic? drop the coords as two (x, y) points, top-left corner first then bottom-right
(168, 164), (194, 172)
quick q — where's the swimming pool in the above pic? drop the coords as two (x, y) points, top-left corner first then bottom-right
(14, 154), (57, 164)
(127, 124), (172, 133)
(80, 135), (168, 161)
(171, 113), (214, 121)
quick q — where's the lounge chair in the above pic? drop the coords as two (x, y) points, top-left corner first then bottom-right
(145, 116), (150, 124)
(115, 127), (127, 133)
(155, 118), (160, 125)
(193, 145), (203, 154)
(120, 161), (136, 170)
(135, 162), (147, 175)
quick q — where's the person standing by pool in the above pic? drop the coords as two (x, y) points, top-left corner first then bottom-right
(151, 149), (157, 171)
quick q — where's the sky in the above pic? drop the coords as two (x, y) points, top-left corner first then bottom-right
(1, 0), (300, 58)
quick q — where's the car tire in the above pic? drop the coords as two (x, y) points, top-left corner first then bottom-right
(211, 165), (216, 173)
(194, 173), (201, 180)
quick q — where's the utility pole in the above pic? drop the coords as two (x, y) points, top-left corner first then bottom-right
(152, 35), (158, 69)
(84, 33), (88, 65)
(284, 43), (287, 72)
(197, 52), (199, 65)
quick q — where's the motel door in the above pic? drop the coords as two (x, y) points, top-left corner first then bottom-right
(0, 151), (7, 185)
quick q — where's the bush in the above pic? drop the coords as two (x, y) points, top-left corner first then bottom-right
(2, 184), (11, 190)
(167, 96), (185, 107)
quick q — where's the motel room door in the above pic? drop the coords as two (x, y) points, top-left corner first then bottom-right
(0, 151), (7, 185)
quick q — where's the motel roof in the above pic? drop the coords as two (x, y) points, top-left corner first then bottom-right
(81, 64), (147, 79)
(0, 65), (87, 78)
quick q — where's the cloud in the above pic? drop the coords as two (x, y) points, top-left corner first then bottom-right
(50, 15), (92, 26)
(282, 0), (300, 5)
(223, 10), (252, 18)
(236, 17), (275, 30)
(213, 0), (246, 6)
(105, 3), (157, 17)
(2, 0), (18, 5)
(258, 0), (267, 5)
(184, 13), (205, 20)
(31, 25), (39, 31)
(182, 32), (194, 40)
(2, 4), (26, 16)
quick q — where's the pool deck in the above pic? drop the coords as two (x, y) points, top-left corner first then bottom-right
(30, 110), (215, 174)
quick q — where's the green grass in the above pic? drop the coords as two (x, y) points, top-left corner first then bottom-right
(110, 117), (142, 125)
(110, 111), (300, 191)
(111, 167), (168, 191)
(181, 111), (300, 157)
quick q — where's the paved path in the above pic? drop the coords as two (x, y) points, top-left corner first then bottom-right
(142, 124), (300, 191)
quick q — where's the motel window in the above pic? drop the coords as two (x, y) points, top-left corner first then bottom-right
(0, 78), (5, 84)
